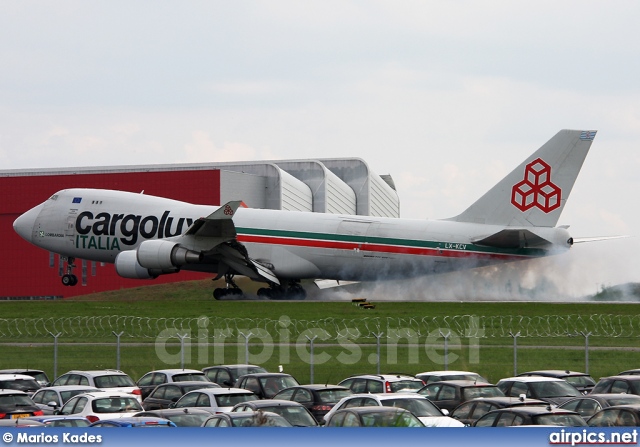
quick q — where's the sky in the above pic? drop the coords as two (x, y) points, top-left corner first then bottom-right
(2, 1), (639, 298)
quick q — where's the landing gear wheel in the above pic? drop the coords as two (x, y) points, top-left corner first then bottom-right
(61, 257), (78, 286)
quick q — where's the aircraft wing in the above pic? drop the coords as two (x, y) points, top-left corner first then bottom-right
(180, 201), (280, 285)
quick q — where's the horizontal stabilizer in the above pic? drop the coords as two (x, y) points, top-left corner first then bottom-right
(473, 229), (552, 249)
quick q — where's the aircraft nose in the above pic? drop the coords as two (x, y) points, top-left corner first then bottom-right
(13, 203), (44, 243)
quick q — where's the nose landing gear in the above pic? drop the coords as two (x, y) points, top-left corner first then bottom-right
(61, 257), (78, 286)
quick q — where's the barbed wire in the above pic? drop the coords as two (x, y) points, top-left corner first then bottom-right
(0, 314), (639, 340)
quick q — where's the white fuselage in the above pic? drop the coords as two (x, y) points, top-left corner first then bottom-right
(14, 189), (571, 282)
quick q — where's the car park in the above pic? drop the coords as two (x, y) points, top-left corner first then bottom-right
(517, 370), (596, 394)
(57, 391), (144, 423)
(23, 415), (90, 427)
(496, 376), (582, 406)
(202, 411), (292, 427)
(88, 416), (177, 427)
(587, 404), (640, 427)
(272, 384), (352, 423)
(474, 406), (587, 427)
(134, 408), (214, 427)
(52, 370), (142, 402)
(325, 407), (425, 427)
(203, 364), (268, 387)
(136, 369), (211, 400)
(0, 369), (50, 387)
(558, 394), (640, 420)
(141, 381), (221, 410)
(338, 374), (425, 394)
(235, 373), (299, 399)
(231, 399), (318, 427)
(0, 389), (44, 419)
(0, 373), (42, 395)
(418, 380), (504, 412)
(323, 393), (464, 427)
(415, 370), (488, 385)
(450, 396), (548, 426)
(31, 385), (101, 414)
(172, 388), (258, 413)
(590, 375), (640, 396)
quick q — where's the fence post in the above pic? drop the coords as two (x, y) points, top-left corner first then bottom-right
(373, 332), (384, 375)
(439, 330), (451, 371)
(112, 331), (124, 371)
(48, 332), (62, 379)
(581, 331), (592, 374)
(176, 333), (190, 369)
(306, 335), (318, 383)
(509, 331), (520, 376)
(238, 331), (253, 365)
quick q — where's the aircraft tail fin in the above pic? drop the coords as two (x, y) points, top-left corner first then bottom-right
(448, 129), (596, 227)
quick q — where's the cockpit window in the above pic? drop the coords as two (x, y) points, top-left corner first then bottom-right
(50, 194), (58, 201)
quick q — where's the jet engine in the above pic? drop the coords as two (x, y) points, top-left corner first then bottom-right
(136, 239), (203, 270)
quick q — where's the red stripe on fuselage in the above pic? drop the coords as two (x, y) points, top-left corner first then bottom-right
(236, 235), (530, 261)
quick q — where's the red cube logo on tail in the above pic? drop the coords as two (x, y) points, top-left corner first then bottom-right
(511, 158), (561, 213)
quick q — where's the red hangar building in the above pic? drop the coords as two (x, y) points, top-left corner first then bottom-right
(2, 160), (400, 299)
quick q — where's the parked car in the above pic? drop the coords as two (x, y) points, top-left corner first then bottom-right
(558, 394), (640, 420)
(590, 376), (640, 396)
(0, 389), (44, 419)
(141, 381), (220, 411)
(52, 370), (142, 402)
(172, 388), (258, 413)
(89, 416), (177, 427)
(496, 376), (582, 406)
(418, 380), (504, 412)
(617, 369), (640, 376)
(57, 391), (144, 423)
(202, 364), (268, 387)
(235, 373), (299, 399)
(338, 374), (425, 394)
(325, 407), (425, 427)
(474, 406), (586, 427)
(136, 369), (210, 400)
(202, 411), (292, 427)
(134, 408), (214, 427)
(416, 370), (488, 385)
(23, 415), (90, 427)
(0, 373), (42, 395)
(323, 393), (464, 427)
(450, 396), (548, 426)
(588, 404), (640, 427)
(231, 399), (318, 427)
(272, 384), (352, 423)
(517, 370), (596, 394)
(30, 385), (101, 414)
(0, 369), (50, 387)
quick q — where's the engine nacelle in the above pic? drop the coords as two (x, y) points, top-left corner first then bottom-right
(115, 250), (158, 279)
(136, 239), (202, 270)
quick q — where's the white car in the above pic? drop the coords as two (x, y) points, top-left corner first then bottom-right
(173, 388), (258, 413)
(57, 391), (143, 423)
(30, 385), (101, 414)
(322, 393), (464, 427)
(52, 370), (142, 402)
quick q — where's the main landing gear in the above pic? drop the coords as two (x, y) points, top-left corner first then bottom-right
(257, 281), (307, 300)
(213, 273), (244, 300)
(61, 257), (78, 286)
(212, 275), (307, 300)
